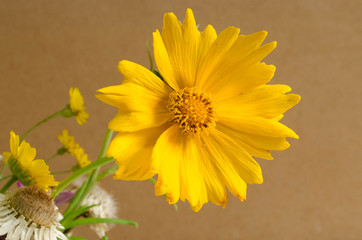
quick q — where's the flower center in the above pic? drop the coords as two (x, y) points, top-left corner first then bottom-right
(9, 186), (58, 227)
(168, 87), (216, 134)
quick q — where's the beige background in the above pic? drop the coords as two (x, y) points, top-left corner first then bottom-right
(0, 0), (361, 239)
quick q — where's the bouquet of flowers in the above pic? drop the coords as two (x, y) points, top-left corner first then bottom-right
(0, 9), (300, 240)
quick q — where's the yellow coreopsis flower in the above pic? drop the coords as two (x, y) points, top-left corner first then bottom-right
(69, 87), (89, 125)
(97, 9), (300, 211)
(2, 131), (58, 191)
(57, 129), (91, 168)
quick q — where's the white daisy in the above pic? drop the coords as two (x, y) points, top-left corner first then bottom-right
(0, 186), (67, 240)
(72, 179), (118, 238)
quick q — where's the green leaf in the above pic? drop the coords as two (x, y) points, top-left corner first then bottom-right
(100, 236), (109, 240)
(68, 236), (88, 240)
(61, 204), (98, 226)
(50, 156), (115, 198)
(63, 174), (91, 218)
(64, 218), (138, 229)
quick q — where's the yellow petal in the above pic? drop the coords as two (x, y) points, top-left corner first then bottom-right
(178, 134), (208, 211)
(152, 125), (182, 204)
(218, 114), (299, 139)
(153, 30), (179, 90)
(18, 141), (36, 168)
(158, 9), (201, 89)
(10, 131), (19, 158)
(207, 128), (263, 184)
(217, 84), (301, 119)
(201, 129), (251, 201)
(2, 152), (11, 164)
(108, 125), (167, 180)
(217, 124), (292, 160)
(211, 63), (276, 102)
(75, 111), (89, 125)
(30, 159), (58, 191)
(117, 60), (171, 96)
(161, 11), (183, 88)
(204, 40), (277, 101)
(180, 8), (201, 87)
(195, 26), (240, 89)
(97, 83), (170, 132)
(69, 88), (85, 112)
(182, 135), (228, 211)
(197, 25), (217, 68)
(152, 126), (228, 211)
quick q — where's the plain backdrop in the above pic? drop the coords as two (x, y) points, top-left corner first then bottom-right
(0, 0), (361, 239)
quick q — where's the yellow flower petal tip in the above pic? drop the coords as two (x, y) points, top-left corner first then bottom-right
(6, 131), (58, 191)
(98, 9), (300, 212)
(57, 129), (91, 168)
(69, 87), (89, 125)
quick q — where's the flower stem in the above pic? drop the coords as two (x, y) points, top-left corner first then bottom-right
(0, 164), (7, 178)
(0, 175), (17, 193)
(46, 152), (59, 163)
(96, 164), (118, 182)
(67, 129), (113, 208)
(0, 175), (11, 182)
(146, 41), (154, 71)
(53, 169), (74, 175)
(20, 108), (65, 142)
(50, 156), (114, 198)
(60, 129), (114, 222)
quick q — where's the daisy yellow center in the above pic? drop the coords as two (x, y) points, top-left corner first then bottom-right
(168, 87), (216, 134)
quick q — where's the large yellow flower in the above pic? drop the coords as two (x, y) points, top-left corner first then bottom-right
(69, 87), (89, 125)
(97, 9), (300, 211)
(57, 129), (91, 168)
(2, 131), (58, 191)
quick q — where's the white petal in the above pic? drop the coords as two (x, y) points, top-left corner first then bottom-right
(0, 208), (13, 217)
(0, 217), (17, 235)
(43, 227), (50, 240)
(49, 226), (56, 240)
(56, 230), (68, 240)
(38, 226), (45, 240)
(33, 227), (39, 240)
(0, 212), (16, 222)
(24, 223), (36, 240)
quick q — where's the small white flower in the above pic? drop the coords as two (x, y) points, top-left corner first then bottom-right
(0, 154), (3, 161)
(0, 186), (67, 240)
(72, 179), (118, 238)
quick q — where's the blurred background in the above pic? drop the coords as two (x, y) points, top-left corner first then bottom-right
(0, 0), (361, 239)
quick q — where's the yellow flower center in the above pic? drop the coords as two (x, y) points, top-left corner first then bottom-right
(168, 87), (216, 134)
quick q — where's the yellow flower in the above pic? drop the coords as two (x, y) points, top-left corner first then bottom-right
(57, 129), (91, 168)
(69, 87), (89, 125)
(3, 131), (58, 191)
(97, 9), (300, 212)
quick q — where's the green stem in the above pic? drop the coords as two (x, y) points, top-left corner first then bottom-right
(0, 175), (17, 193)
(98, 129), (114, 160)
(69, 129), (114, 208)
(20, 108), (65, 142)
(146, 41), (154, 71)
(53, 169), (73, 175)
(0, 164), (7, 178)
(50, 157), (114, 198)
(0, 175), (12, 182)
(46, 152), (59, 163)
(61, 129), (114, 222)
(96, 164), (118, 182)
